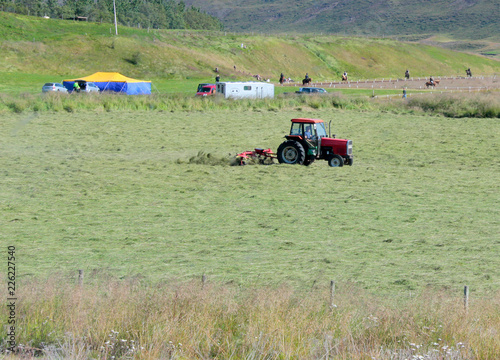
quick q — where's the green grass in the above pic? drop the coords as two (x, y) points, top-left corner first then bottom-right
(1, 91), (497, 117)
(2, 107), (499, 295)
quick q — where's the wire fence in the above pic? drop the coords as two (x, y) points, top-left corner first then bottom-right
(279, 76), (499, 99)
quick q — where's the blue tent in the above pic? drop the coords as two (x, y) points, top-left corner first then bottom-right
(63, 72), (151, 95)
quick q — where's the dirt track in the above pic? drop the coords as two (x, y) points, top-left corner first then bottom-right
(283, 75), (500, 91)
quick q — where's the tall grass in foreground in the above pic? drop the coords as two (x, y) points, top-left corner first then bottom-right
(405, 93), (500, 118)
(0, 91), (498, 118)
(1, 276), (499, 359)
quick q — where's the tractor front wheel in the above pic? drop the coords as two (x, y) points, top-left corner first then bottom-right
(328, 154), (344, 167)
(277, 141), (306, 165)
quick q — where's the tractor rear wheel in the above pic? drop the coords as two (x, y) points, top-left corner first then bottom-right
(328, 154), (344, 167)
(277, 141), (306, 165)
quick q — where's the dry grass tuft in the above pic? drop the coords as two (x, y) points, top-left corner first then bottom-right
(2, 276), (499, 359)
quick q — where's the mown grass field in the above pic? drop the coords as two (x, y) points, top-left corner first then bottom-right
(2, 105), (499, 295)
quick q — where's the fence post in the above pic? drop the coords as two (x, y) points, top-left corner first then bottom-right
(202, 274), (207, 289)
(330, 280), (336, 309)
(464, 286), (469, 312)
(78, 270), (84, 286)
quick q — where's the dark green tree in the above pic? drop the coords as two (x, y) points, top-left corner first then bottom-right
(89, 0), (112, 23)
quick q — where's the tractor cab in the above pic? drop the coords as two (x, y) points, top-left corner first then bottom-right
(289, 119), (328, 141)
(278, 118), (353, 167)
(286, 119), (328, 157)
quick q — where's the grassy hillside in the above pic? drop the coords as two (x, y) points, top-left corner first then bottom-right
(185, 0), (500, 40)
(184, 0), (500, 60)
(0, 12), (499, 95)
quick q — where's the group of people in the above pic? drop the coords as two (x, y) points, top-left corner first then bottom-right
(213, 65), (241, 82)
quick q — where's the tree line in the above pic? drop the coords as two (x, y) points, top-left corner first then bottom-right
(0, 0), (224, 31)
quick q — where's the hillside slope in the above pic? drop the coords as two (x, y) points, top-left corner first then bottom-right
(185, 0), (499, 40)
(185, 0), (500, 59)
(0, 12), (498, 93)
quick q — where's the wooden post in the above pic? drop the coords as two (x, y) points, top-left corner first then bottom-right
(78, 270), (84, 286)
(329, 280), (336, 309)
(202, 274), (207, 289)
(464, 286), (469, 312)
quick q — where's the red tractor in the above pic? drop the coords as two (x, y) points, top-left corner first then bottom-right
(277, 118), (353, 167)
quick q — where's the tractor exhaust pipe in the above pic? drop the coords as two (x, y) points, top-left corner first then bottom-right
(328, 121), (335, 138)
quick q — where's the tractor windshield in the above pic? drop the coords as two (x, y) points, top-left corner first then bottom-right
(290, 123), (303, 136)
(316, 122), (328, 138)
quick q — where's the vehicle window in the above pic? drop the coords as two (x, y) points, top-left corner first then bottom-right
(290, 123), (302, 136)
(316, 123), (328, 138)
(304, 125), (314, 138)
(201, 87), (212, 92)
(244, 86), (252, 90)
(44, 83), (53, 86)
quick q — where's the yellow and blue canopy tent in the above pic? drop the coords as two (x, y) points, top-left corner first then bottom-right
(63, 72), (151, 95)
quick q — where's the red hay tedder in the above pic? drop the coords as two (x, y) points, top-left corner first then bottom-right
(235, 148), (277, 165)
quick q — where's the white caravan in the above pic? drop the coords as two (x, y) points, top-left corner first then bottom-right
(216, 82), (274, 99)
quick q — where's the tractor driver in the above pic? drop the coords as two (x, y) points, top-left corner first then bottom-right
(304, 125), (313, 139)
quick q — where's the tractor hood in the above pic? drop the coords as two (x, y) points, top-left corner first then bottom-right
(321, 137), (351, 155)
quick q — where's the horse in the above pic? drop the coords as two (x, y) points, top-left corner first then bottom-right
(425, 80), (440, 88)
(302, 78), (312, 85)
(342, 74), (348, 81)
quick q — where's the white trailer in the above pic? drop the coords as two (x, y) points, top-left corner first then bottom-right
(216, 82), (274, 99)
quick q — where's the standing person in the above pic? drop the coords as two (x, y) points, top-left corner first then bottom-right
(279, 73), (285, 85)
(405, 69), (410, 79)
(402, 88), (407, 99)
(73, 82), (80, 93)
(215, 74), (220, 82)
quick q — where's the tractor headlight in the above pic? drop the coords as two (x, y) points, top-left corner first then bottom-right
(347, 140), (353, 155)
